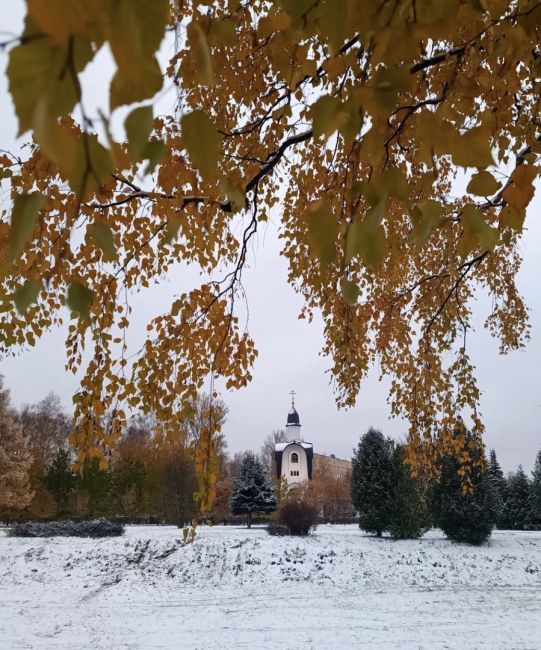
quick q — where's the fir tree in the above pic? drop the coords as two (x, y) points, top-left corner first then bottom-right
(351, 428), (393, 537)
(388, 445), (429, 539)
(43, 449), (77, 517)
(503, 466), (534, 530)
(0, 377), (33, 511)
(487, 449), (507, 528)
(434, 431), (494, 545)
(230, 453), (277, 528)
(532, 450), (541, 530)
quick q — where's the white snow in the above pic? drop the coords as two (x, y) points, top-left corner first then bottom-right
(1, 524), (541, 648)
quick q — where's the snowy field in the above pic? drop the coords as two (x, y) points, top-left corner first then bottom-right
(1, 524), (541, 649)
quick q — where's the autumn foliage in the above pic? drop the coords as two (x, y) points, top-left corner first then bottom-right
(1, 1), (540, 507)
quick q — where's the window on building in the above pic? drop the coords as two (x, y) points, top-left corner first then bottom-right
(291, 452), (299, 463)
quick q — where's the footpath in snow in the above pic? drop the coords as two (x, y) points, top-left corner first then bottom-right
(1, 524), (541, 649)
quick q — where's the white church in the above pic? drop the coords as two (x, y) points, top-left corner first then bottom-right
(274, 393), (352, 488)
(274, 394), (314, 488)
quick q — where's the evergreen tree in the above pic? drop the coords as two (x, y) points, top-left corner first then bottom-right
(503, 466), (534, 530)
(388, 444), (429, 539)
(75, 458), (113, 518)
(434, 431), (494, 545)
(532, 450), (541, 530)
(0, 377), (33, 511)
(44, 449), (77, 517)
(230, 453), (277, 528)
(351, 427), (393, 537)
(487, 449), (507, 528)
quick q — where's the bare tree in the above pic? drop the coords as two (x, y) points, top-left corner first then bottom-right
(260, 429), (288, 479)
(20, 393), (71, 464)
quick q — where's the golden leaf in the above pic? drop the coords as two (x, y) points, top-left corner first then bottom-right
(181, 109), (222, 182)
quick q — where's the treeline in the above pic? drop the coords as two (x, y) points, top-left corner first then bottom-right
(352, 427), (541, 544)
(0, 377), (234, 525)
(1, 376), (352, 526)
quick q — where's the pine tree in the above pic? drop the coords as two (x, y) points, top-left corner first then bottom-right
(532, 450), (541, 531)
(44, 449), (77, 517)
(230, 453), (277, 528)
(434, 431), (494, 545)
(503, 466), (534, 530)
(487, 449), (507, 528)
(0, 377), (33, 511)
(388, 444), (429, 539)
(351, 427), (393, 537)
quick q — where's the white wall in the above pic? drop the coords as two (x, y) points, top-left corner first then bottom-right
(280, 443), (309, 487)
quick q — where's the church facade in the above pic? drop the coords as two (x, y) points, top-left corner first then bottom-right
(274, 397), (351, 487)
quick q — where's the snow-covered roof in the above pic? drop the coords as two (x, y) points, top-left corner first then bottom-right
(274, 440), (313, 452)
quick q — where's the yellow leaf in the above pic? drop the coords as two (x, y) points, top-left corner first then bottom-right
(377, 168), (409, 201)
(34, 114), (113, 197)
(410, 199), (443, 246)
(373, 66), (412, 110)
(341, 278), (360, 305)
(125, 105), (153, 162)
(107, 0), (168, 108)
(307, 204), (338, 265)
(310, 95), (348, 139)
(346, 222), (386, 266)
(502, 165), (539, 210)
(7, 17), (93, 135)
(181, 110), (222, 182)
(188, 21), (214, 86)
(110, 58), (163, 110)
(461, 204), (499, 250)
(257, 12), (291, 38)
(143, 140), (167, 174)
(8, 192), (43, 257)
(66, 282), (93, 319)
(91, 221), (116, 261)
(452, 127), (494, 169)
(14, 280), (42, 313)
(467, 171), (501, 196)
(27, 0), (105, 43)
(498, 205), (526, 231)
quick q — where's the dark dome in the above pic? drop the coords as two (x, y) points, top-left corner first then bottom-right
(287, 407), (300, 426)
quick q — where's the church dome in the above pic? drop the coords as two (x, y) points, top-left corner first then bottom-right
(287, 407), (300, 426)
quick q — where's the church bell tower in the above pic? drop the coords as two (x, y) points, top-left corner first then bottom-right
(285, 390), (302, 440)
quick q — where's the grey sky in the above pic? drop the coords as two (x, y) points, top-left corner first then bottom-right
(0, 2), (539, 473)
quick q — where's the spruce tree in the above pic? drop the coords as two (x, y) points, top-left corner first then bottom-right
(230, 453), (277, 528)
(44, 449), (77, 517)
(434, 431), (494, 545)
(351, 427), (393, 537)
(487, 449), (507, 528)
(0, 377), (33, 511)
(388, 444), (429, 539)
(532, 450), (541, 530)
(503, 466), (533, 530)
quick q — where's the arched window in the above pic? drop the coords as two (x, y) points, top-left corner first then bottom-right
(291, 452), (299, 464)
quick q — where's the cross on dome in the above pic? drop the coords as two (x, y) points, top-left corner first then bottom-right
(286, 391), (301, 427)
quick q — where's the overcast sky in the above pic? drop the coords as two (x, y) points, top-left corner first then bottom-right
(1, 1), (539, 473)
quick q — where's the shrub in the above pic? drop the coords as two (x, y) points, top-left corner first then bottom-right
(9, 518), (125, 538)
(277, 499), (318, 536)
(266, 521), (290, 536)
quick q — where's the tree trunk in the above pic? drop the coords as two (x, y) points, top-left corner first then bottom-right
(377, 530), (382, 537)
(247, 511), (252, 529)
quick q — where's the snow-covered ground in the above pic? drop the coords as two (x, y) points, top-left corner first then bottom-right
(1, 524), (541, 649)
